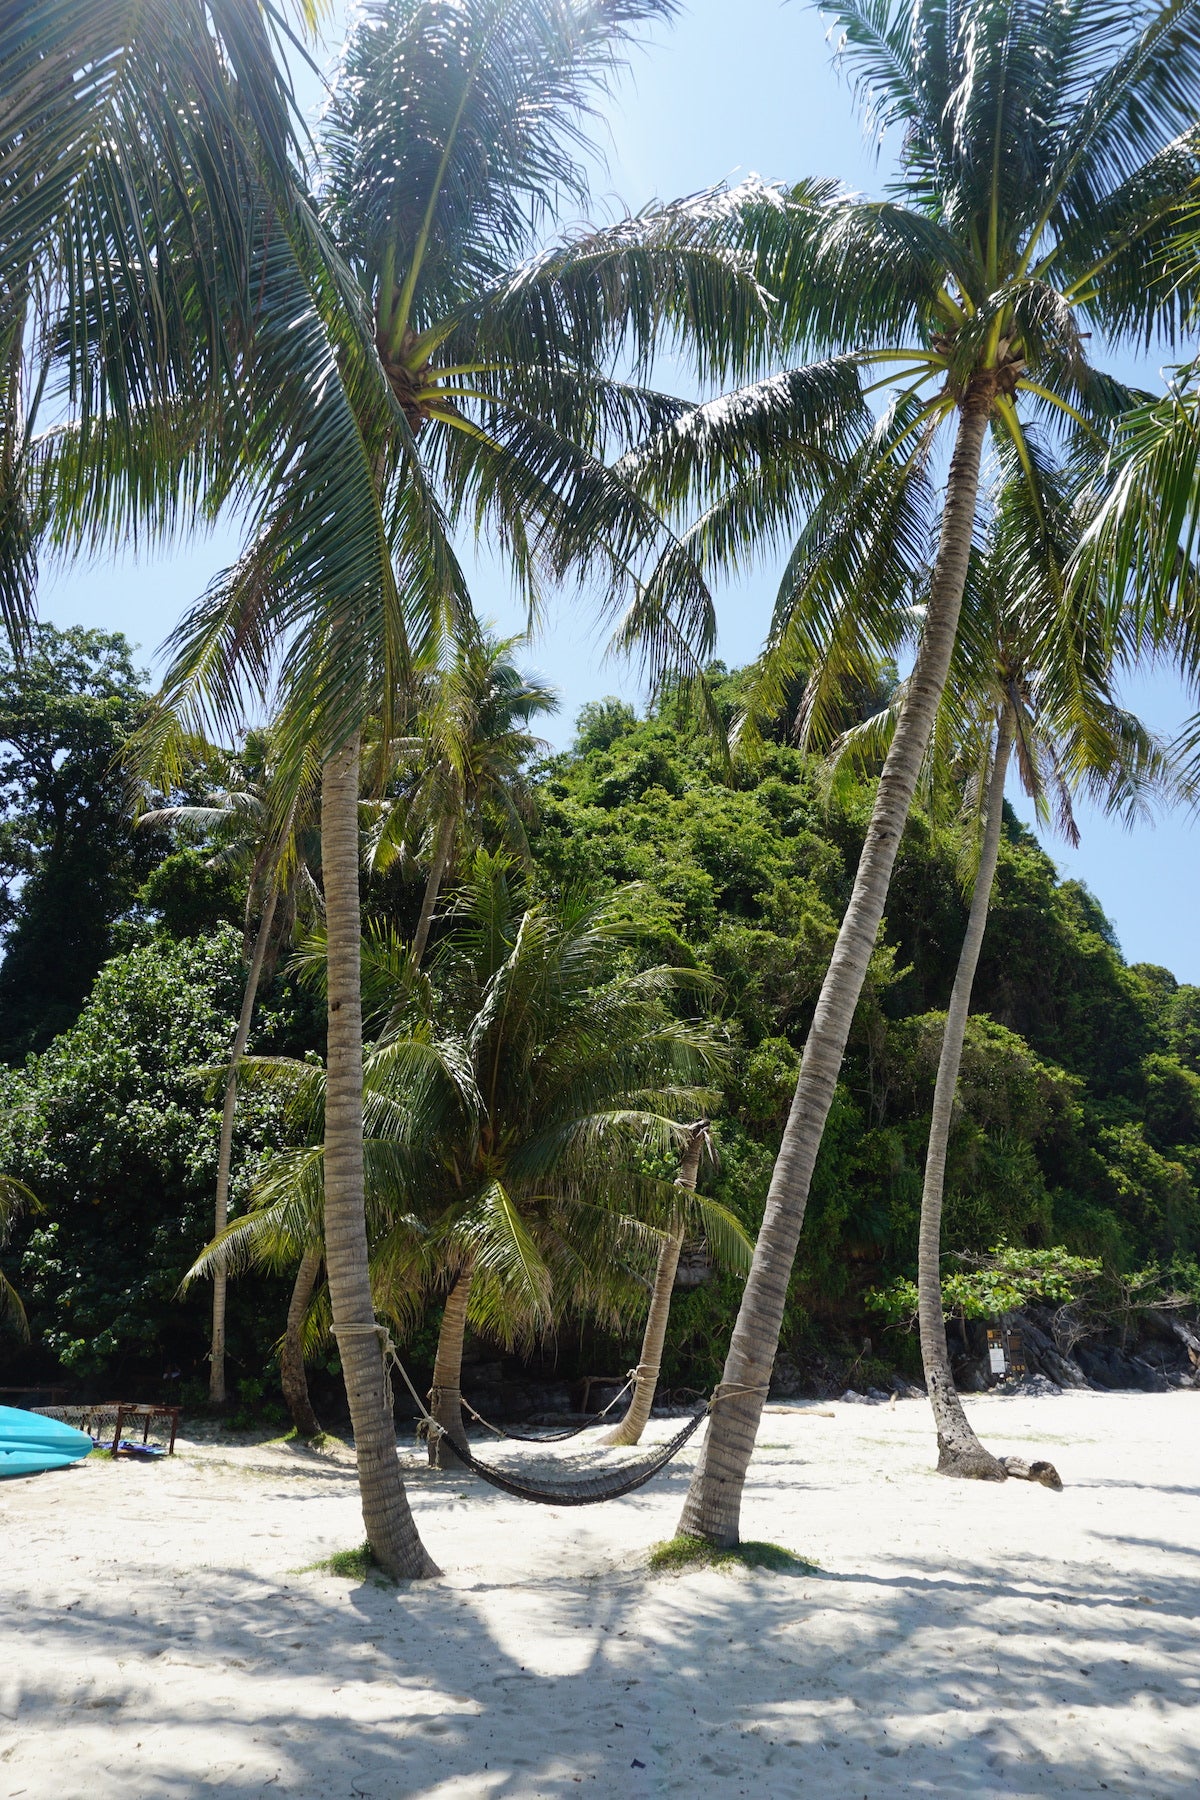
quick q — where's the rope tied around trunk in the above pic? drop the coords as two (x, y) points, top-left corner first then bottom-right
(709, 1381), (772, 1405)
(335, 1321), (710, 1506)
(333, 1321), (768, 1507)
(331, 1320), (399, 1416)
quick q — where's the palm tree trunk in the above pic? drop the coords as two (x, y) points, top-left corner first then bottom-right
(209, 877), (279, 1405)
(920, 707), (1014, 1478)
(281, 1248), (323, 1438)
(411, 811), (455, 967)
(322, 733), (438, 1578)
(428, 1262), (474, 1468)
(678, 395), (994, 1546)
(603, 1122), (708, 1446)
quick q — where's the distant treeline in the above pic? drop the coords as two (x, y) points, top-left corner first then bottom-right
(2, 635), (1197, 1408)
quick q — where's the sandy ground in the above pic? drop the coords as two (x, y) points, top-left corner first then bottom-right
(3, 1390), (1199, 1799)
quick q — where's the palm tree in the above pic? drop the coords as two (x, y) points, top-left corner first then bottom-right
(0, 1174), (37, 1340)
(627, 0), (1200, 1545)
(830, 461), (1170, 1477)
(141, 728), (322, 1405)
(152, 0), (769, 1577)
(399, 860), (743, 1465)
(0, 1), (363, 642)
(11, 0), (486, 1579)
(1071, 362), (1200, 731)
(203, 858), (746, 1462)
(601, 1118), (712, 1446)
(367, 629), (558, 966)
(185, 1136), (330, 1436)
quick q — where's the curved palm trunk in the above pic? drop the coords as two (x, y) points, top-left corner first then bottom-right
(679, 397), (993, 1546)
(322, 735), (438, 1578)
(428, 1262), (474, 1468)
(603, 1122), (708, 1447)
(920, 709), (1014, 1479)
(280, 1247), (323, 1438)
(209, 877), (279, 1405)
(410, 811), (455, 967)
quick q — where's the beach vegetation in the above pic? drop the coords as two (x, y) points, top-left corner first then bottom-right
(648, 1533), (815, 1576)
(644, 0), (1200, 1547)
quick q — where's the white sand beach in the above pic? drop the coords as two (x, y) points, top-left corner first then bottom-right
(3, 1390), (1199, 1798)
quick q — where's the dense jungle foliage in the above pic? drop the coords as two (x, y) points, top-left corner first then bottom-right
(2, 639), (1198, 1409)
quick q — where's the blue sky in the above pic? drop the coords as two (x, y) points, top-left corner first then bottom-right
(40, 0), (1200, 979)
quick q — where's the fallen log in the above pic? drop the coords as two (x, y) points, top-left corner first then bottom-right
(1000, 1455), (1063, 1490)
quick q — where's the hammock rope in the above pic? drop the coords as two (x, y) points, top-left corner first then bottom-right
(332, 1321), (767, 1508)
(451, 1371), (636, 1443)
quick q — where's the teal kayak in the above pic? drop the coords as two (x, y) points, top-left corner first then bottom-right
(0, 1405), (91, 1478)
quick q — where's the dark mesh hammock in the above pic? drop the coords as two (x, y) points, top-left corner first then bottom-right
(438, 1404), (709, 1506)
(378, 1336), (708, 1506)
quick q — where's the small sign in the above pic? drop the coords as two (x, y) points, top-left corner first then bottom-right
(989, 1346), (1007, 1376)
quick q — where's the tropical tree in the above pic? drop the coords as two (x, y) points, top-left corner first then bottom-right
(185, 1131), (330, 1436)
(0, 1173), (37, 1339)
(396, 861), (742, 1465)
(7, 0), (443, 1578)
(149, 0), (771, 1578)
(367, 629), (558, 965)
(0, 625), (165, 1058)
(197, 856), (747, 1461)
(1074, 364), (1200, 758)
(622, 0), (1200, 1545)
(6, 0), (481, 1575)
(141, 727), (323, 1404)
(601, 1118), (712, 1446)
(830, 461), (1170, 1477)
(0, 0), (351, 640)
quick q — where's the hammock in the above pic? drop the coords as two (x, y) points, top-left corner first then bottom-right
(332, 1323), (722, 1509)
(442, 1404), (709, 1506)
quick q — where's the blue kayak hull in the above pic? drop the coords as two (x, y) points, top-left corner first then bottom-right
(0, 1405), (91, 1477)
(0, 1446), (89, 1477)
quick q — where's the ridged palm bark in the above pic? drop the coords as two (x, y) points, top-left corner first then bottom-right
(280, 1246), (323, 1439)
(668, 0), (1200, 1545)
(919, 709), (1014, 1479)
(679, 391), (993, 1544)
(410, 813), (455, 968)
(322, 735), (437, 1578)
(603, 1121), (709, 1447)
(209, 877), (279, 1404)
(427, 1262), (475, 1467)
(822, 454), (1169, 1477)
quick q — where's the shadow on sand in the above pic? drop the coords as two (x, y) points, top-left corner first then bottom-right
(6, 1439), (1200, 1798)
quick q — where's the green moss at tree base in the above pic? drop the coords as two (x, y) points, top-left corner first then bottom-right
(302, 1542), (387, 1583)
(647, 1533), (818, 1576)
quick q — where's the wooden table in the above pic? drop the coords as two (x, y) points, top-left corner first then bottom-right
(109, 1403), (180, 1455)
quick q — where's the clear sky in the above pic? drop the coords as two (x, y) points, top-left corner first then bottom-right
(39, 0), (1200, 979)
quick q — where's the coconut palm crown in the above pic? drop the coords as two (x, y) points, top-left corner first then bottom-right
(366, 629), (559, 964)
(154, 0), (782, 773)
(195, 855), (746, 1450)
(147, 0), (784, 1578)
(631, 0), (1200, 1548)
(826, 456), (1172, 1474)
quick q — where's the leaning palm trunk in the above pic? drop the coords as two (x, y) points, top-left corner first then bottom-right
(280, 1248), (323, 1438)
(428, 1261), (474, 1467)
(322, 734), (438, 1578)
(411, 811), (455, 966)
(679, 395), (993, 1545)
(209, 876), (280, 1404)
(603, 1122), (709, 1446)
(919, 709), (1014, 1479)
